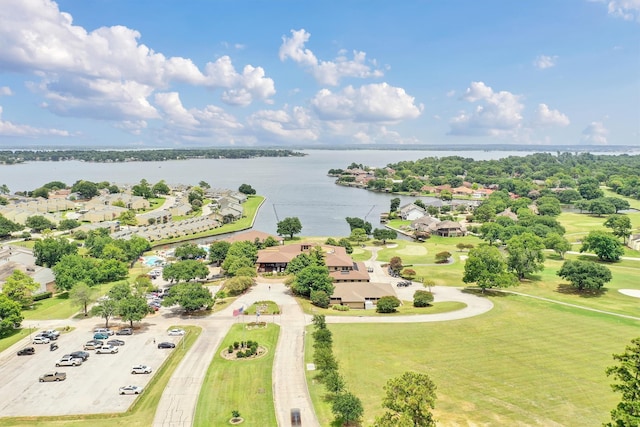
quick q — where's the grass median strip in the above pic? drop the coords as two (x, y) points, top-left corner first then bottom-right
(0, 325), (202, 427)
(194, 323), (279, 427)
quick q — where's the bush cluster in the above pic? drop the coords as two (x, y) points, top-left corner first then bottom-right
(33, 291), (53, 301)
(235, 340), (259, 358)
(413, 290), (434, 307)
(332, 304), (350, 311)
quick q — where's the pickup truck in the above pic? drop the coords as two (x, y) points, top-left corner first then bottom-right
(39, 371), (66, 382)
(96, 345), (119, 354)
(55, 355), (83, 367)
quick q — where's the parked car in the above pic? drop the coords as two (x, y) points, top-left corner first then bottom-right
(119, 385), (143, 395)
(17, 347), (35, 356)
(50, 342), (59, 351)
(157, 342), (175, 349)
(116, 328), (133, 336)
(94, 328), (114, 336)
(43, 329), (60, 338)
(94, 332), (110, 340)
(40, 332), (59, 341)
(83, 340), (104, 350)
(131, 365), (152, 374)
(107, 339), (125, 346)
(168, 328), (185, 336)
(96, 345), (119, 354)
(70, 351), (90, 361)
(55, 355), (83, 367)
(33, 335), (50, 344)
(39, 371), (66, 382)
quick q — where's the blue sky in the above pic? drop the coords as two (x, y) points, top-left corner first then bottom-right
(0, 0), (638, 148)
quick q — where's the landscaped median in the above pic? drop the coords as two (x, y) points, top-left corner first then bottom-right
(0, 325), (202, 427)
(194, 323), (279, 427)
(297, 296), (466, 316)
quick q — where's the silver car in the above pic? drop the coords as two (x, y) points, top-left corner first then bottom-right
(55, 355), (83, 367)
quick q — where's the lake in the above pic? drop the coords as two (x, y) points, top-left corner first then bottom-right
(0, 149), (615, 236)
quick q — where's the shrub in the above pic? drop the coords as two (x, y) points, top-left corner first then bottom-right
(33, 291), (53, 301)
(228, 345), (233, 353)
(233, 341), (240, 349)
(332, 304), (350, 311)
(401, 268), (416, 279)
(376, 296), (401, 313)
(311, 290), (330, 308)
(435, 251), (451, 263)
(413, 290), (434, 307)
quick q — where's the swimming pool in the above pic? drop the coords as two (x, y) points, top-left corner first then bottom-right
(143, 256), (164, 266)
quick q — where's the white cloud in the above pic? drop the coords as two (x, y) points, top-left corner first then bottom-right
(279, 29), (383, 86)
(533, 104), (570, 127)
(0, 87), (13, 96)
(449, 82), (524, 136)
(0, 0), (275, 124)
(581, 121), (609, 144)
(534, 55), (558, 69)
(247, 106), (319, 142)
(0, 106), (70, 137)
(113, 120), (147, 136)
(311, 83), (422, 122)
(607, 0), (640, 21)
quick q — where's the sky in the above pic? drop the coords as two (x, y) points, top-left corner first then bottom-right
(0, 0), (638, 148)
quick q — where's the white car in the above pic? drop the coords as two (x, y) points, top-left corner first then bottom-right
(55, 355), (83, 367)
(131, 365), (152, 374)
(43, 329), (60, 338)
(33, 335), (50, 344)
(119, 385), (144, 395)
(168, 328), (185, 336)
(96, 345), (119, 354)
(94, 327), (114, 336)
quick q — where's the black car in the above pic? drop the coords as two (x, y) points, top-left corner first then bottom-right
(40, 332), (58, 341)
(70, 351), (90, 361)
(17, 347), (35, 356)
(157, 342), (175, 349)
(116, 328), (133, 336)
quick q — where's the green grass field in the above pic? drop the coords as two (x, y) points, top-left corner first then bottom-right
(307, 296), (639, 426)
(194, 323), (279, 427)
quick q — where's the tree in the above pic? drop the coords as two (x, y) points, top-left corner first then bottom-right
(589, 198), (616, 216)
(286, 253), (319, 275)
(332, 392), (364, 426)
(52, 254), (98, 291)
(91, 298), (118, 328)
(25, 215), (56, 233)
(277, 217), (302, 239)
(221, 255), (255, 277)
(118, 210), (137, 226)
(345, 217), (372, 235)
(557, 259), (612, 291)
(58, 218), (81, 231)
(374, 372), (437, 427)
(292, 265), (334, 297)
(0, 214), (22, 238)
(376, 296), (401, 313)
(69, 282), (97, 316)
(348, 228), (368, 245)
(413, 290), (434, 307)
(162, 260), (209, 282)
(373, 228), (398, 244)
(310, 290), (330, 308)
(580, 230), (625, 262)
(604, 214), (633, 243)
(462, 245), (517, 292)
(71, 180), (99, 199)
(0, 294), (23, 336)
(238, 183), (256, 195)
(605, 337), (640, 427)
(543, 233), (571, 259)
(439, 189), (452, 201)
(505, 232), (545, 280)
(323, 369), (345, 395)
(209, 240), (231, 265)
(33, 237), (78, 267)
(389, 256), (403, 275)
(162, 282), (214, 312)
(152, 180), (171, 195)
(434, 251), (451, 264)
(132, 179), (153, 199)
(479, 222), (504, 246)
(224, 276), (254, 295)
(174, 243), (207, 260)
(390, 197), (401, 212)
(118, 295), (151, 327)
(2, 270), (40, 309)
(108, 281), (132, 301)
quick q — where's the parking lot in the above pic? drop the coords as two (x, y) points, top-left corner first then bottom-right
(0, 319), (183, 417)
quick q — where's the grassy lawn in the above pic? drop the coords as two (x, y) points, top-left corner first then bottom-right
(298, 297), (466, 317)
(307, 296), (639, 426)
(194, 323), (279, 427)
(0, 325), (201, 427)
(242, 300), (281, 315)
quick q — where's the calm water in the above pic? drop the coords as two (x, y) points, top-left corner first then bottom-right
(0, 149), (579, 236)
